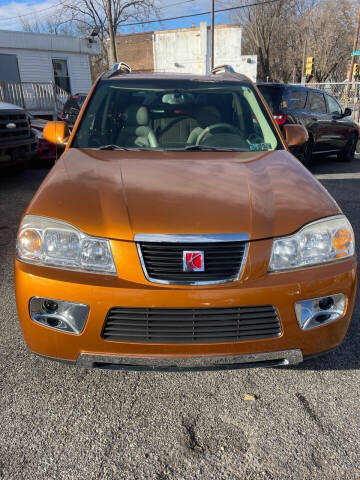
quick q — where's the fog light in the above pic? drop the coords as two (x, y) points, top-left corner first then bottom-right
(29, 297), (89, 334)
(43, 299), (58, 312)
(295, 294), (346, 330)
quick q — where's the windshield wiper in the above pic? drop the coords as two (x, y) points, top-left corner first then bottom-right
(97, 145), (130, 150)
(183, 145), (249, 152)
(96, 145), (156, 151)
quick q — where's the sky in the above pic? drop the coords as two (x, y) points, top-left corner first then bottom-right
(0, 0), (231, 33)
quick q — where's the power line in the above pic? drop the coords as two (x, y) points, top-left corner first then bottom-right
(0, 0), (281, 26)
(158, 0), (196, 9)
(0, 0), (68, 22)
(0, 0), (195, 24)
(119, 0), (283, 27)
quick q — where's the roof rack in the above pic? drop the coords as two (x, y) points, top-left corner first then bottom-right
(102, 62), (132, 79)
(211, 64), (250, 83)
(211, 65), (235, 75)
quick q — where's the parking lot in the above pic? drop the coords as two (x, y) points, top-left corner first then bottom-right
(0, 156), (359, 480)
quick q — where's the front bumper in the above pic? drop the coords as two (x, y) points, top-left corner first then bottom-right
(75, 349), (303, 371)
(0, 136), (38, 168)
(15, 240), (358, 368)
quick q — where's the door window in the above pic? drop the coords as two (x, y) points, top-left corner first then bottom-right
(52, 59), (71, 93)
(282, 89), (307, 109)
(326, 95), (342, 116)
(308, 92), (327, 114)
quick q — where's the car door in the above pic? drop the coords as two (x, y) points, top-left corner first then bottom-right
(281, 86), (308, 124)
(305, 91), (332, 153)
(325, 94), (351, 150)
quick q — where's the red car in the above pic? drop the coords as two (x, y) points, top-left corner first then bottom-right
(30, 116), (58, 162)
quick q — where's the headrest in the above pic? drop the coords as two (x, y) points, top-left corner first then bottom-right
(125, 105), (149, 126)
(196, 106), (221, 127)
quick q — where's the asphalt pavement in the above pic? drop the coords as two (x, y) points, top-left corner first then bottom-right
(0, 155), (359, 480)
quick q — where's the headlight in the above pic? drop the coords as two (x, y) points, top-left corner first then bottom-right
(32, 128), (43, 139)
(17, 215), (116, 274)
(268, 215), (355, 272)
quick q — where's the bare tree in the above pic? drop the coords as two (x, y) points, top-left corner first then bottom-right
(228, 0), (357, 83)
(63, 0), (158, 69)
(229, 0), (290, 81)
(20, 12), (77, 36)
(304, 0), (357, 82)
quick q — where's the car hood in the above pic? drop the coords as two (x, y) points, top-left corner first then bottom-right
(0, 101), (24, 111)
(27, 148), (340, 241)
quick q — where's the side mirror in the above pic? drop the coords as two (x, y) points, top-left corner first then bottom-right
(43, 121), (70, 146)
(282, 124), (308, 147)
(343, 107), (352, 117)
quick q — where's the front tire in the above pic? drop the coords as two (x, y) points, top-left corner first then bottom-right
(301, 138), (313, 168)
(337, 135), (357, 162)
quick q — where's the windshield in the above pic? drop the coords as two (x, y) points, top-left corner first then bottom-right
(71, 79), (282, 152)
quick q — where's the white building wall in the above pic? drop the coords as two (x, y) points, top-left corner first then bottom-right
(65, 53), (93, 93)
(153, 23), (257, 81)
(213, 26), (242, 69)
(154, 27), (202, 74)
(0, 29), (99, 93)
(0, 47), (93, 93)
(236, 56), (258, 82)
(0, 29), (100, 55)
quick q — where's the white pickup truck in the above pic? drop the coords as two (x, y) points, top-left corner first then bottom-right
(0, 101), (37, 169)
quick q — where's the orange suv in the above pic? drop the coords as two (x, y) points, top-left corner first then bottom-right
(15, 64), (357, 370)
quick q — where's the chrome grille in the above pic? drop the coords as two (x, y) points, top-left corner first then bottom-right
(0, 111), (30, 143)
(137, 235), (248, 284)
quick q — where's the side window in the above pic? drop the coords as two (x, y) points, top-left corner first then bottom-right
(326, 95), (342, 116)
(282, 89), (307, 109)
(308, 92), (327, 114)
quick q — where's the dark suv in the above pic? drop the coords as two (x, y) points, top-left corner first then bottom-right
(0, 101), (37, 170)
(257, 83), (359, 165)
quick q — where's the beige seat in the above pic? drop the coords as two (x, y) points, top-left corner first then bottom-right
(118, 105), (158, 148)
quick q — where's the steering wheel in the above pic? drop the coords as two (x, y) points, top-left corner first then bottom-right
(247, 133), (264, 145)
(196, 123), (242, 145)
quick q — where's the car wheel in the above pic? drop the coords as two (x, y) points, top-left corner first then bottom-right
(301, 138), (313, 168)
(337, 135), (357, 162)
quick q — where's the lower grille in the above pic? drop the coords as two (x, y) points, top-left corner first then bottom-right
(102, 306), (281, 343)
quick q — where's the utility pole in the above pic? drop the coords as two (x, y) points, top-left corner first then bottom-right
(301, 38), (307, 84)
(211, 0), (215, 70)
(346, 7), (360, 102)
(106, 0), (118, 66)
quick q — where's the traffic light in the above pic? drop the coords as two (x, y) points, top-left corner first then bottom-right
(353, 63), (359, 79)
(305, 57), (314, 76)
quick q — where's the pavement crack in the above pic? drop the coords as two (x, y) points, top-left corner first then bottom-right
(127, 373), (141, 419)
(296, 393), (325, 432)
(181, 417), (203, 453)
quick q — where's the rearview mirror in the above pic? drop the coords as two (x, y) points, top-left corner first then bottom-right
(43, 121), (70, 146)
(343, 107), (352, 117)
(282, 124), (308, 147)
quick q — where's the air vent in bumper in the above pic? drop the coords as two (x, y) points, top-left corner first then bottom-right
(102, 306), (281, 343)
